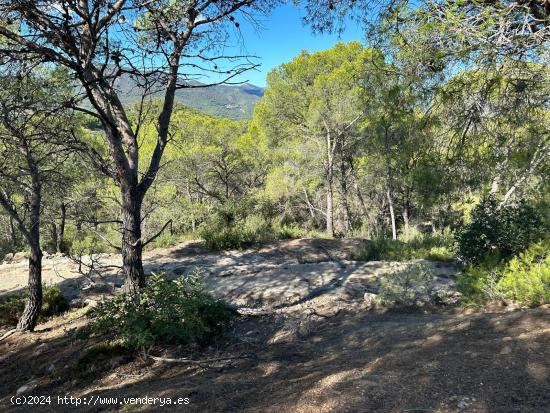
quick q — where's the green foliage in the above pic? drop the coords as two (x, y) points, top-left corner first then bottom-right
(0, 286), (69, 327)
(77, 340), (130, 368)
(0, 295), (25, 326)
(457, 239), (550, 306)
(87, 272), (232, 350)
(456, 196), (545, 265)
(351, 232), (454, 262)
(199, 202), (276, 250)
(377, 264), (452, 307)
(498, 241), (550, 305)
(276, 224), (306, 240)
(41, 286), (70, 317)
(378, 265), (433, 307)
(456, 260), (504, 304)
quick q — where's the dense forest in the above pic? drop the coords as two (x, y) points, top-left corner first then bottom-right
(0, 1), (548, 411)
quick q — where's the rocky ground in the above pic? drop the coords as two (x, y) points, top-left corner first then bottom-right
(0, 238), (459, 312)
(0, 238), (548, 412)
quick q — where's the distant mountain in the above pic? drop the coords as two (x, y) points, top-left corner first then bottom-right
(115, 74), (264, 120)
(173, 83), (264, 120)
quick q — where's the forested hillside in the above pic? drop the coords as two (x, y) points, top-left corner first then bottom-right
(115, 75), (264, 119)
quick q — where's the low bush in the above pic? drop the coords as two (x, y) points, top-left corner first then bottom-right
(456, 196), (545, 265)
(350, 232), (454, 262)
(0, 295), (25, 326)
(457, 239), (550, 306)
(0, 285), (69, 327)
(41, 285), (70, 317)
(200, 203), (275, 250)
(87, 272), (232, 350)
(378, 265), (433, 307)
(377, 264), (453, 307)
(276, 224), (305, 240)
(77, 340), (130, 368)
(497, 241), (550, 305)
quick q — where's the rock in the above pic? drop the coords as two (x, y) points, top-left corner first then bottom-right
(364, 292), (378, 309)
(2, 253), (14, 264)
(82, 282), (112, 294)
(16, 380), (37, 396)
(46, 363), (55, 373)
(84, 298), (98, 308)
(32, 343), (48, 357)
(13, 251), (27, 262)
(500, 345), (512, 355)
(69, 298), (86, 308)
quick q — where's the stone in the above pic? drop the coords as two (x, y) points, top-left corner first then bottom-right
(16, 379), (37, 396)
(13, 252), (27, 262)
(364, 292), (378, 309)
(32, 343), (48, 357)
(2, 253), (14, 263)
(500, 345), (512, 355)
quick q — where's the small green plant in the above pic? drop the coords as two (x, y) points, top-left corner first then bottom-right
(377, 264), (446, 307)
(77, 340), (130, 368)
(0, 285), (69, 327)
(88, 271), (232, 350)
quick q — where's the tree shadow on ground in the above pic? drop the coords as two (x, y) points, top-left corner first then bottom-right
(1, 307), (548, 413)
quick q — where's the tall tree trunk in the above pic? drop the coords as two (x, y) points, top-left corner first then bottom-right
(348, 158), (370, 227)
(186, 184), (196, 232)
(50, 222), (58, 253)
(386, 186), (397, 240)
(57, 202), (66, 253)
(402, 206), (410, 240)
(17, 170), (42, 332)
(121, 187), (145, 294)
(402, 187), (411, 241)
(339, 157), (352, 234)
(326, 130), (335, 237)
(9, 215), (17, 253)
(17, 244), (42, 331)
(384, 127), (397, 240)
(326, 178), (334, 237)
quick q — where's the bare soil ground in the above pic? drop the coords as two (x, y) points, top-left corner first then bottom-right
(0, 239), (549, 412)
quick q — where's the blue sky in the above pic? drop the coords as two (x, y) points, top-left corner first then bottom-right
(217, 4), (365, 87)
